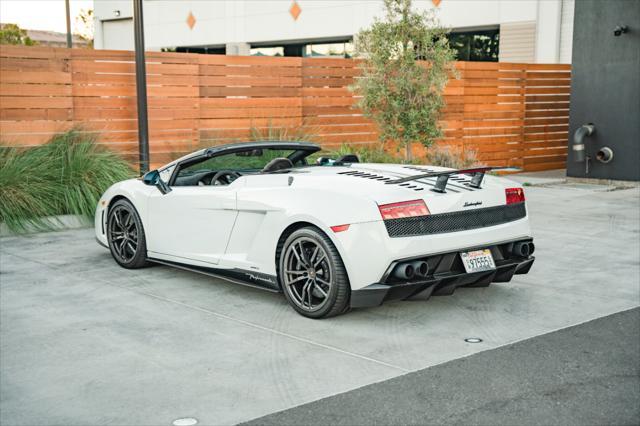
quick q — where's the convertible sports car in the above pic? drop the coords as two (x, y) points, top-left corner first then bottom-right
(95, 141), (535, 318)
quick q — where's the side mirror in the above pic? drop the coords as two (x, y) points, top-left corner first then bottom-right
(142, 169), (171, 194)
(142, 169), (160, 185)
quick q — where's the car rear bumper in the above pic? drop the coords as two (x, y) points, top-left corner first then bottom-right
(350, 239), (535, 308)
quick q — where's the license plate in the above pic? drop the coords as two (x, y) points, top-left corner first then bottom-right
(460, 249), (496, 273)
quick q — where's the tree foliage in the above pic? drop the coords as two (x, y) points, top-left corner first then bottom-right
(75, 9), (94, 47)
(351, 0), (456, 159)
(0, 23), (36, 46)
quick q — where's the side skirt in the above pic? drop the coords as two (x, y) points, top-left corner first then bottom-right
(147, 258), (282, 293)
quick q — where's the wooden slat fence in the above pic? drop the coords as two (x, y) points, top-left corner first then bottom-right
(0, 45), (570, 170)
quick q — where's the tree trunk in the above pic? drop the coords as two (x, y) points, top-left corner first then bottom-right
(405, 143), (413, 163)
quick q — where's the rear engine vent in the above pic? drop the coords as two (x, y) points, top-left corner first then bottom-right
(337, 170), (426, 191)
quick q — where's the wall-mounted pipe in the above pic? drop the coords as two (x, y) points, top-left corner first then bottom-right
(596, 147), (614, 163)
(572, 124), (595, 162)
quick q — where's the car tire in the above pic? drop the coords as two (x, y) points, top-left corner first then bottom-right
(279, 226), (350, 319)
(107, 199), (150, 269)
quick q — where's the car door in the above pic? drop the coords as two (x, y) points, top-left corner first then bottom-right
(145, 184), (237, 265)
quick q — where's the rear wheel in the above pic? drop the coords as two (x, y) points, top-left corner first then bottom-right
(107, 199), (150, 269)
(279, 227), (350, 319)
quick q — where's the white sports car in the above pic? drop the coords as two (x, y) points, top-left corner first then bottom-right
(95, 142), (535, 318)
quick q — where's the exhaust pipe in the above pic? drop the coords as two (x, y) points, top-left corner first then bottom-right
(512, 241), (532, 257)
(392, 263), (415, 280)
(410, 261), (429, 278)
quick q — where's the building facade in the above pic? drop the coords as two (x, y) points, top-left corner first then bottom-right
(94, 0), (574, 63)
(566, 0), (639, 181)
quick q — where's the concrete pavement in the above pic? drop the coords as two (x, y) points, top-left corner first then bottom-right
(245, 308), (640, 426)
(1, 183), (639, 425)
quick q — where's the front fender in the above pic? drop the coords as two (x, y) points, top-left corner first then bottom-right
(94, 179), (155, 247)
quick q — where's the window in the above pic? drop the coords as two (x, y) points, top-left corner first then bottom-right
(174, 46), (226, 54)
(249, 39), (353, 58)
(158, 165), (175, 183)
(448, 28), (500, 62)
(172, 147), (309, 186)
(250, 46), (284, 57)
(304, 41), (354, 58)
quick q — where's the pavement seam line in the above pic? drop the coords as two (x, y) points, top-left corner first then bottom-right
(1, 250), (409, 373)
(129, 288), (411, 373)
(239, 306), (640, 424)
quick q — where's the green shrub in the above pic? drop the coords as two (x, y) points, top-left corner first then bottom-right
(316, 143), (481, 168)
(0, 130), (135, 233)
(327, 144), (399, 163)
(0, 147), (60, 233)
(249, 121), (318, 143)
(425, 145), (482, 169)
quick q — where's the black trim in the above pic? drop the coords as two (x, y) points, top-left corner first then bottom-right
(337, 168), (472, 193)
(385, 166), (517, 185)
(351, 238), (535, 308)
(169, 141), (320, 186)
(384, 203), (527, 237)
(203, 141), (320, 158)
(148, 258), (281, 292)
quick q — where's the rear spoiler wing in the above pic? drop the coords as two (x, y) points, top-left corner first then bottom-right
(385, 166), (521, 193)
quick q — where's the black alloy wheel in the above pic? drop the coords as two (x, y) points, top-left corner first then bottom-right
(279, 227), (350, 318)
(107, 199), (150, 269)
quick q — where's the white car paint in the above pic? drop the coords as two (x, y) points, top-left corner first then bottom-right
(95, 150), (533, 294)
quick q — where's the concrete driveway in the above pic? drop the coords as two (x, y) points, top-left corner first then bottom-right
(1, 181), (639, 425)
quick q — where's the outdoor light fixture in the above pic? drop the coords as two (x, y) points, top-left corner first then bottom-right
(114, 10), (121, 17)
(464, 338), (483, 343)
(613, 25), (628, 36)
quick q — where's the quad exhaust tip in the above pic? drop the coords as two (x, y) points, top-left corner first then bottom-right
(393, 263), (415, 280)
(393, 261), (429, 280)
(410, 260), (429, 278)
(512, 241), (535, 257)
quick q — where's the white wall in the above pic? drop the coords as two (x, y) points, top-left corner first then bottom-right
(102, 19), (135, 51)
(499, 21), (536, 63)
(93, 0), (573, 62)
(559, 0), (575, 63)
(535, 0), (562, 63)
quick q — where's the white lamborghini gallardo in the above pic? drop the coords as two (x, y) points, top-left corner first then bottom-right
(95, 142), (535, 318)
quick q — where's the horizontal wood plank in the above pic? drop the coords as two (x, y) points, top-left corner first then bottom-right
(0, 46), (571, 172)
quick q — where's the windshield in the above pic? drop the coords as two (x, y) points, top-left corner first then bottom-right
(180, 148), (307, 176)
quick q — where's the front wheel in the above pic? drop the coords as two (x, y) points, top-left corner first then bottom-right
(107, 199), (150, 269)
(279, 227), (350, 319)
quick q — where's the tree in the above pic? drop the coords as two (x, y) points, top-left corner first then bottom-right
(0, 23), (36, 46)
(351, 0), (456, 160)
(75, 9), (94, 48)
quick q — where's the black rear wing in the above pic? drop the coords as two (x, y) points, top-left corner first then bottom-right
(385, 166), (520, 193)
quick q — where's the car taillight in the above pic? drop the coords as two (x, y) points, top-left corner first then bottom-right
(505, 187), (525, 204)
(378, 199), (430, 220)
